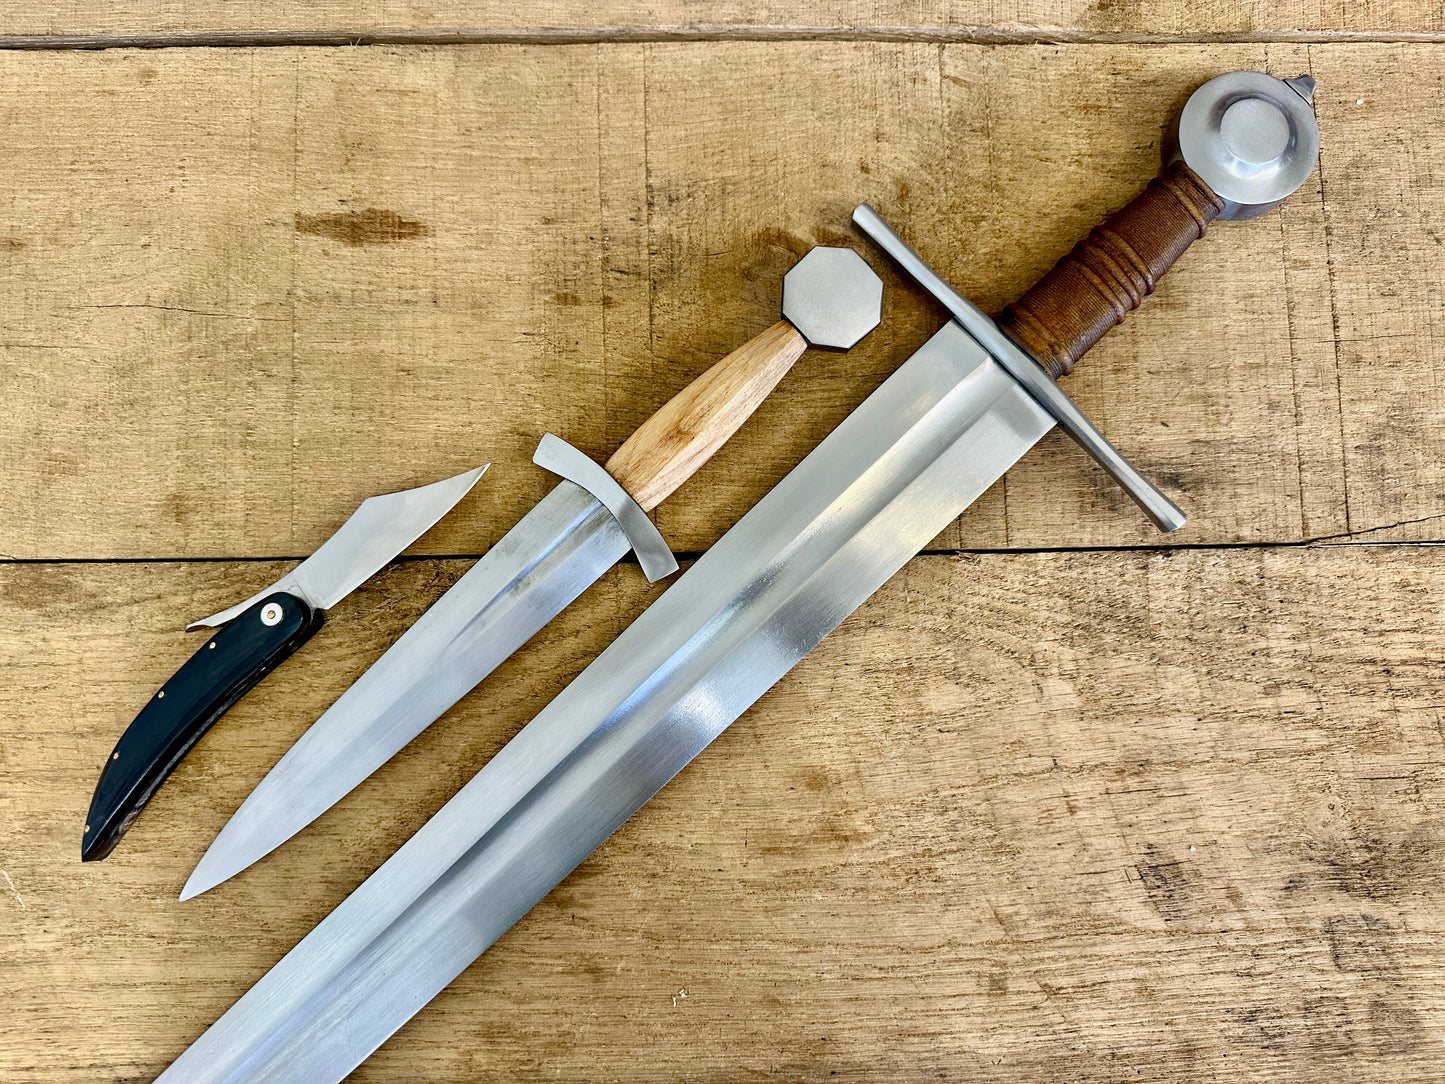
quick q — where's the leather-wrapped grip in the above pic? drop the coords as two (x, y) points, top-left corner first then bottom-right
(998, 161), (1226, 379)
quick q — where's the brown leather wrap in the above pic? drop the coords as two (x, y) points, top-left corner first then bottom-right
(997, 161), (1226, 379)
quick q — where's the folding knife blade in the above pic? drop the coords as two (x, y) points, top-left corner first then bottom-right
(189, 465), (488, 629)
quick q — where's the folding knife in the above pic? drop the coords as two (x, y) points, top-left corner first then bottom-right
(81, 465), (487, 861)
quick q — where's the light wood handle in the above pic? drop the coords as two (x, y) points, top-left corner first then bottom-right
(997, 161), (1226, 379)
(605, 320), (808, 512)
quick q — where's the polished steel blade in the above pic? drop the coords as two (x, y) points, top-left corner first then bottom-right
(157, 321), (1055, 1082)
(180, 479), (629, 899)
(189, 466), (489, 629)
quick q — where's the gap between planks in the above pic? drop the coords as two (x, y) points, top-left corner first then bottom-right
(6, 538), (1445, 568)
(2, 27), (1445, 51)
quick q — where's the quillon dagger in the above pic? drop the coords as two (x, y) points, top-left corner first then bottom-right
(180, 245), (885, 898)
(82, 464), (487, 862)
(155, 71), (1320, 1082)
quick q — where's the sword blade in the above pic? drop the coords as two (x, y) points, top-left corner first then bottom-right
(157, 322), (1054, 1082)
(180, 480), (629, 899)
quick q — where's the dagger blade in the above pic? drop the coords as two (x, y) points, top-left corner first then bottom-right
(180, 480), (628, 899)
(181, 246), (887, 896)
(157, 319), (1056, 1082)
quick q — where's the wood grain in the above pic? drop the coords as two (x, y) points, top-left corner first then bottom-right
(3, 549), (1442, 1081)
(0, 46), (617, 561)
(8, 45), (1445, 559)
(0, 1), (1443, 40)
(636, 41), (1346, 552)
(0, 28), (1441, 1084)
(607, 319), (808, 511)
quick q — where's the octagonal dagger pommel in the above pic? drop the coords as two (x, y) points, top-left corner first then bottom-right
(602, 243), (883, 512)
(781, 246), (883, 349)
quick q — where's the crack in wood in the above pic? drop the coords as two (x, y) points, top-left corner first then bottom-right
(4, 28), (1445, 51)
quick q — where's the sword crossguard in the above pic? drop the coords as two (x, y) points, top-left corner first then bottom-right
(853, 72), (1320, 535)
(853, 203), (1188, 534)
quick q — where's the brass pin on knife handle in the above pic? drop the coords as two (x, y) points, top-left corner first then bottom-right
(83, 592), (323, 861)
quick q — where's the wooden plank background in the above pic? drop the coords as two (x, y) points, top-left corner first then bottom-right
(6, 42), (1442, 559)
(2, 14), (1444, 1084)
(1, 3), (1443, 40)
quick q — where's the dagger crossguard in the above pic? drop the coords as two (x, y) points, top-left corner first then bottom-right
(532, 433), (679, 582)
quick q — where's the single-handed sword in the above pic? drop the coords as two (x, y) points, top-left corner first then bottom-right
(156, 70), (1319, 1081)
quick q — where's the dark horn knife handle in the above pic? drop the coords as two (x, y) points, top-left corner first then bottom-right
(82, 591), (323, 861)
(998, 161), (1226, 379)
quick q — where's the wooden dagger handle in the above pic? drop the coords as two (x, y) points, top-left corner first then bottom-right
(606, 319), (808, 512)
(997, 161), (1226, 379)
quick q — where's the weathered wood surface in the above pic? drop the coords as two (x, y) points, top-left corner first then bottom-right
(1, 2), (1443, 40)
(3, 44), (1443, 560)
(3, 550), (1442, 1081)
(1, 29), (1442, 1084)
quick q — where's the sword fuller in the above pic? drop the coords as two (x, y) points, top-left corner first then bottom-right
(159, 321), (1055, 1082)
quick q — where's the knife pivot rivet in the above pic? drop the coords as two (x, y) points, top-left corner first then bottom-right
(156, 690), (164, 699)
(261, 602), (284, 627)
